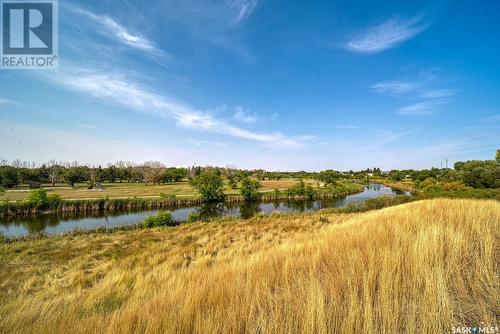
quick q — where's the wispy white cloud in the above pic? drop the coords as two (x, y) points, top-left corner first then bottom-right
(0, 98), (18, 106)
(185, 137), (226, 148)
(331, 125), (359, 130)
(346, 14), (433, 53)
(230, 0), (258, 23)
(421, 88), (456, 99)
(370, 81), (420, 94)
(397, 100), (444, 115)
(233, 106), (257, 124)
(66, 5), (170, 60)
(370, 130), (414, 147)
(78, 123), (98, 130)
(46, 67), (309, 149)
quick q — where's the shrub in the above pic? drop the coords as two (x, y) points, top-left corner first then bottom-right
(186, 212), (200, 223)
(190, 169), (225, 203)
(441, 181), (472, 192)
(286, 180), (316, 198)
(419, 178), (438, 189)
(325, 183), (346, 194)
(423, 184), (444, 193)
(143, 211), (176, 228)
(24, 189), (49, 209)
(240, 177), (261, 201)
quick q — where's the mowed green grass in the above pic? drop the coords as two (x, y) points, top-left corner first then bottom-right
(0, 179), (310, 201)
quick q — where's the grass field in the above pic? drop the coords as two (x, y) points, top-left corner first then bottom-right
(0, 199), (498, 333)
(0, 179), (309, 201)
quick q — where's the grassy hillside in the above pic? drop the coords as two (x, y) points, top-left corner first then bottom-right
(0, 199), (498, 333)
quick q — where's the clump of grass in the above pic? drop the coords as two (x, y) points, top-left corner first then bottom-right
(186, 211), (200, 223)
(143, 211), (177, 228)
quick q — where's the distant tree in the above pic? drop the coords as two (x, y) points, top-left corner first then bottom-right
(105, 164), (120, 183)
(188, 166), (202, 180)
(17, 167), (40, 183)
(65, 166), (88, 188)
(318, 170), (341, 186)
(190, 169), (225, 203)
(388, 170), (407, 181)
(453, 160), (500, 188)
(0, 166), (18, 188)
(496, 149), (500, 163)
(240, 177), (261, 201)
(46, 160), (62, 187)
(163, 168), (187, 183)
(142, 161), (165, 186)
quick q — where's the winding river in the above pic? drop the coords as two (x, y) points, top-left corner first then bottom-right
(0, 184), (410, 237)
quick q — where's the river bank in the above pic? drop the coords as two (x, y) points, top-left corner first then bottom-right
(0, 184), (364, 217)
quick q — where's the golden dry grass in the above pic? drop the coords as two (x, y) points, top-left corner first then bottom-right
(0, 199), (499, 333)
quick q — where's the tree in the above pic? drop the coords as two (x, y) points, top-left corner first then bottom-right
(104, 164), (120, 183)
(454, 160), (500, 188)
(163, 168), (187, 183)
(0, 166), (19, 188)
(46, 160), (62, 186)
(142, 161), (165, 186)
(190, 169), (225, 203)
(65, 166), (88, 188)
(318, 170), (341, 186)
(240, 177), (261, 201)
(286, 180), (316, 198)
(496, 149), (500, 163)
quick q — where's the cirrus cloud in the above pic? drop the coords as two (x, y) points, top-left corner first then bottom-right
(346, 13), (434, 53)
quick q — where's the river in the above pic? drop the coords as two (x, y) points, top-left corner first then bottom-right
(0, 184), (410, 237)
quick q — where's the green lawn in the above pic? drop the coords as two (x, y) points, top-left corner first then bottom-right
(0, 179), (310, 201)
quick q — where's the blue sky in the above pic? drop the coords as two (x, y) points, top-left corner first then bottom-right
(1, 0), (499, 171)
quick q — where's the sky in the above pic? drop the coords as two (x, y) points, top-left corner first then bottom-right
(0, 0), (499, 171)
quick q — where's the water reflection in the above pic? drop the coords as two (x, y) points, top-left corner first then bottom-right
(0, 184), (409, 237)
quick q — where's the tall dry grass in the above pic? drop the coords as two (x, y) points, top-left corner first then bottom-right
(0, 199), (499, 333)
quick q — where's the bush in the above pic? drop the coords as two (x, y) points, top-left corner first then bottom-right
(190, 169), (225, 203)
(422, 184), (444, 193)
(286, 180), (316, 198)
(143, 211), (176, 228)
(24, 189), (49, 208)
(419, 178), (438, 189)
(240, 177), (261, 201)
(186, 212), (200, 223)
(325, 183), (346, 194)
(441, 181), (472, 192)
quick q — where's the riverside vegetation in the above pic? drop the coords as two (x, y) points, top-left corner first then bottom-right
(0, 198), (498, 333)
